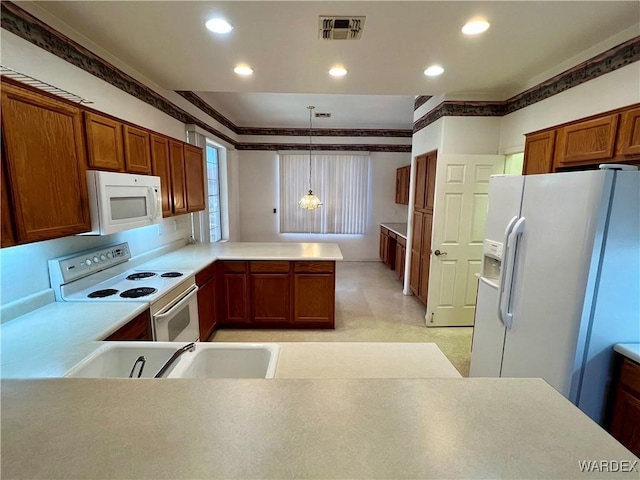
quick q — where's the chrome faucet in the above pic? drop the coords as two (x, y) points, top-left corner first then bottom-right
(154, 342), (196, 378)
(128, 355), (146, 378)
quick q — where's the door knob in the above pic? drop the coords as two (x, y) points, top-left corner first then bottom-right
(433, 249), (447, 256)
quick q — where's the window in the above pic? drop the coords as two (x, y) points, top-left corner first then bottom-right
(206, 144), (222, 242)
(279, 153), (370, 234)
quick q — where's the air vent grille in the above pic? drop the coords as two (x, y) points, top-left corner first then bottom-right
(315, 113), (331, 118)
(319, 16), (365, 40)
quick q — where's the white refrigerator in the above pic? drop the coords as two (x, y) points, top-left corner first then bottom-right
(470, 166), (640, 425)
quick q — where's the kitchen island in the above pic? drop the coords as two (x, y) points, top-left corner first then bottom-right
(2, 377), (637, 479)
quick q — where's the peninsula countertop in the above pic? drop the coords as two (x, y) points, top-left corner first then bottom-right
(380, 222), (408, 238)
(2, 377), (637, 479)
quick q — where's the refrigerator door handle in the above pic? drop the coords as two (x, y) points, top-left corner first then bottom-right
(497, 216), (519, 326)
(501, 217), (526, 329)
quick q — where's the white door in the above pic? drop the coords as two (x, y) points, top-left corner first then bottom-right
(426, 155), (505, 327)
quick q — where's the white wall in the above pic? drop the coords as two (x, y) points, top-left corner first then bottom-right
(237, 150), (411, 260)
(499, 63), (640, 153)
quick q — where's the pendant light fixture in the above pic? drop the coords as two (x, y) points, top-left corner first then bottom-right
(298, 105), (323, 210)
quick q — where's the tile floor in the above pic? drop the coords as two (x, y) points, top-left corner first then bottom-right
(210, 261), (473, 376)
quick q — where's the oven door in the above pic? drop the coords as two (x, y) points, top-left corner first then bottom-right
(152, 284), (200, 342)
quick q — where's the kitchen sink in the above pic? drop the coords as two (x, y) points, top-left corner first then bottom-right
(64, 342), (280, 379)
(166, 343), (280, 378)
(64, 343), (184, 378)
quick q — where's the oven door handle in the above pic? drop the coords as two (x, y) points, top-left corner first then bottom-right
(154, 284), (199, 320)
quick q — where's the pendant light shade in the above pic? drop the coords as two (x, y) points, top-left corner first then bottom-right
(299, 105), (322, 210)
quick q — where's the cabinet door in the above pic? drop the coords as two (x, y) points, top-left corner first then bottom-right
(418, 213), (433, 304)
(1, 83), (92, 243)
(409, 211), (423, 296)
(424, 154), (437, 214)
(104, 310), (151, 341)
(169, 140), (187, 215)
(414, 155), (427, 210)
(150, 135), (173, 217)
(184, 144), (206, 212)
(523, 130), (556, 175)
(197, 276), (217, 341)
(222, 271), (249, 325)
(123, 125), (151, 174)
(555, 114), (619, 166)
(293, 273), (335, 327)
(610, 388), (640, 457)
(1, 150), (16, 247)
(403, 166), (411, 204)
(250, 274), (291, 323)
(84, 112), (124, 171)
(379, 228), (387, 261)
(616, 107), (640, 157)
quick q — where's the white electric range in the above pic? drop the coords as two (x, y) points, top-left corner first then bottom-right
(48, 242), (200, 342)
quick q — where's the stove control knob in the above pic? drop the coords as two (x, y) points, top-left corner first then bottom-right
(107, 252), (113, 259)
(93, 256), (100, 263)
(84, 259), (92, 266)
(100, 255), (107, 261)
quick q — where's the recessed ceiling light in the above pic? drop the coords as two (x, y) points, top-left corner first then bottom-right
(424, 65), (444, 77)
(205, 18), (233, 34)
(329, 66), (348, 77)
(462, 19), (490, 35)
(233, 65), (254, 76)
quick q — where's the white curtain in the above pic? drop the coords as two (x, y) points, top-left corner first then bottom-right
(279, 153), (370, 234)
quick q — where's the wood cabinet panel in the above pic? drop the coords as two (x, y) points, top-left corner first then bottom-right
(620, 357), (640, 398)
(424, 153), (437, 214)
(555, 114), (619, 166)
(616, 107), (640, 157)
(184, 144), (206, 212)
(195, 262), (216, 286)
(395, 165), (410, 205)
(294, 262), (334, 273)
(1, 83), (92, 243)
(123, 125), (151, 174)
(169, 140), (187, 215)
(197, 274), (217, 341)
(1, 150), (17, 247)
(251, 274), (291, 323)
(523, 130), (556, 175)
(414, 155), (427, 210)
(610, 389), (640, 457)
(293, 274), (334, 327)
(221, 261), (248, 273)
(418, 213), (433, 305)
(104, 310), (151, 341)
(150, 135), (173, 217)
(222, 273), (249, 324)
(84, 112), (124, 171)
(395, 240), (406, 282)
(250, 261), (290, 273)
(409, 211), (423, 296)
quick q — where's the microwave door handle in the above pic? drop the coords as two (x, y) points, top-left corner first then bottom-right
(154, 284), (199, 320)
(147, 186), (159, 220)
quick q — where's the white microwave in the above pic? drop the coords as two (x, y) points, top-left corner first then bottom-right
(83, 170), (163, 235)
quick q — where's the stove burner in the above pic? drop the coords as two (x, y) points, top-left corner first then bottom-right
(87, 289), (119, 298)
(120, 287), (157, 299)
(161, 272), (183, 278)
(127, 272), (157, 281)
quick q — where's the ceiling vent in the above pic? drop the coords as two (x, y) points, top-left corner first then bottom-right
(319, 16), (365, 40)
(315, 113), (331, 118)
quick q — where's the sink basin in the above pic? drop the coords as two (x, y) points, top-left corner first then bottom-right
(167, 343), (280, 378)
(64, 342), (280, 379)
(64, 343), (186, 378)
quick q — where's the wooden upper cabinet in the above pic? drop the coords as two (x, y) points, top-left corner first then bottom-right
(523, 130), (556, 175)
(395, 165), (410, 205)
(150, 135), (173, 217)
(184, 144), (206, 212)
(169, 140), (187, 215)
(1, 152), (17, 248)
(616, 107), (640, 157)
(414, 155), (427, 210)
(424, 153), (437, 214)
(555, 113), (619, 166)
(84, 112), (125, 171)
(1, 83), (91, 243)
(123, 125), (151, 174)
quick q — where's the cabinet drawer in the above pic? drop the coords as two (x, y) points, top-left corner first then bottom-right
(220, 261), (247, 273)
(195, 262), (216, 285)
(396, 236), (406, 247)
(104, 310), (150, 341)
(620, 358), (640, 397)
(250, 261), (290, 273)
(380, 226), (389, 235)
(294, 261), (335, 273)
(389, 231), (397, 240)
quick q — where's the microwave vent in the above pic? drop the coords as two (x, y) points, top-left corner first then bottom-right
(315, 113), (331, 118)
(319, 16), (365, 40)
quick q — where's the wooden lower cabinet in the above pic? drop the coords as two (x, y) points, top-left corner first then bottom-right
(395, 236), (406, 282)
(196, 262), (217, 341)
(608, 356), (640, 457)
(104, 310), (151, 341)
(217, 260), (335, 328)
(409, 211), (432, 304)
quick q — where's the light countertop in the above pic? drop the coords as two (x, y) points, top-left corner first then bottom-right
(381, 222), (408, 238)
(0, 302), (148, 378)
(276, 342), (461, 378)
(139, 242), (343, 273)
(614, 343), (640, 364)
(2, 377), (637, 479)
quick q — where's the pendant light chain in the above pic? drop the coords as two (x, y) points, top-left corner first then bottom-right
(308, 105), (314, 192)
(298, 105), (322, 210)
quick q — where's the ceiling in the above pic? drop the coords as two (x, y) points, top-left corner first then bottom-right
(32, 1), (640, 129)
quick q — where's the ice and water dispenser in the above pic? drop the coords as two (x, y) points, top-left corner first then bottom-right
(481, 239), (503, 283)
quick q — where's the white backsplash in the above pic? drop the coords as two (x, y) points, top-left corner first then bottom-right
(0, 215), (192, 314)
